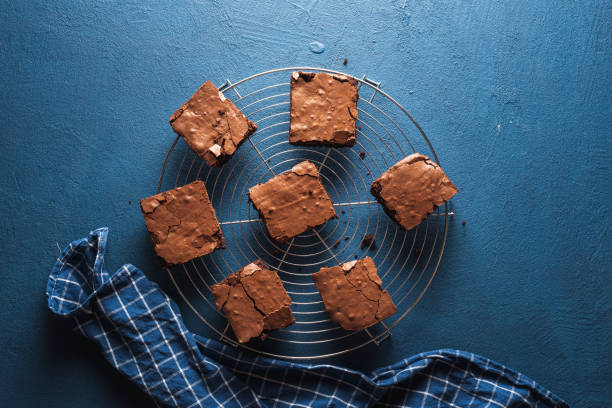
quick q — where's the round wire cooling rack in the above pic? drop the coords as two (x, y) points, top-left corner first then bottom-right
(156, 67), (454, 360)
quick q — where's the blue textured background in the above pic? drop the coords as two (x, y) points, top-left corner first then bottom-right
(1, 1), (610, 407)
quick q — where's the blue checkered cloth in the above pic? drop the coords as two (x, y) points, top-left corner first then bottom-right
(46, 228), (568, 407)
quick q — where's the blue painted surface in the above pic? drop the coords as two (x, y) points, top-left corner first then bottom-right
(0, 1), (610, 407)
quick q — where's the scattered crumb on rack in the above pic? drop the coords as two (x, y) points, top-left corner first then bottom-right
(360, 233), (376, 250)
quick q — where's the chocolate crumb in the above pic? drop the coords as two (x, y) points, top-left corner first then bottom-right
(128, 200), (132, 205)
(354, 255), (358, 259)
(343, 58), (348, 65)
(414, 248), (422, 257)
(341, 210), (346, 214)
(358, 125), (362, 130)
(360, 234), (376, 250)
(332, 240), (340, 249)
(461, 220), (466, 226)
(366, 171), (371, 176)
(272, 249), (281, 256)
(344, 236), (349, 240)
(359, 151), (366, 160)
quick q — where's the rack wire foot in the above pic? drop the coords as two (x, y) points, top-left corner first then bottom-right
(218, 78), (242, 98)
(359, 75), (382, 103)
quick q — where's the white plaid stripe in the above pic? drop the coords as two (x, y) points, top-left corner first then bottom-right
(90, 285), (160, 406)
(128, 273), (210, 407)
(106, 269), (180, 407)
(449, 349), (471, 406)
(305, 365), (327, 407)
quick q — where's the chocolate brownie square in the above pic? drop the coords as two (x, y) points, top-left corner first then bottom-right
(312, 257), (396, 331)
(170, 81), (257, 167)
(370, 153), (458, 230)
(289, 71), (358, 147)
(247, 161), (337, 243)
(210, 260), (295, 343)
(140, 180), (224, 267)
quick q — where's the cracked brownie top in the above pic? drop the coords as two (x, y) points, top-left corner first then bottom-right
(140, 180), (224, 267)
(312, 257), (396, 331)
(211, 260), (295, 343)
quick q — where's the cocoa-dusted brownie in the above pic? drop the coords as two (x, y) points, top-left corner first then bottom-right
(312, 257), (396, 331)
(248, 161), (337, 243)
(210, 260), (295, 343)
(370, 153), (458, 231)
(289, 71), (358, 147)
(169, 81), (257, 167)
(140, 180), (224, 267)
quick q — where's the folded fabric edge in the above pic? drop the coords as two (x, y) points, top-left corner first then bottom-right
(47, 227), (117, 317)
(371, 348), (569, 407)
